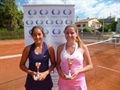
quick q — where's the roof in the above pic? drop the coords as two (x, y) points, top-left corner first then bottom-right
(75, 18), (97, 23)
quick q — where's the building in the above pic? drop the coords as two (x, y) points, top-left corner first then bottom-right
(75, 18), (101, 32)
(116, 18), (120, 33)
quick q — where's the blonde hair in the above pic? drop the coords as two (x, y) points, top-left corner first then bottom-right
(64, 24), (84, 48)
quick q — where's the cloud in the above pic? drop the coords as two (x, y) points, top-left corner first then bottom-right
(16, 0), (120, 19)
(74, 0), (120, 19)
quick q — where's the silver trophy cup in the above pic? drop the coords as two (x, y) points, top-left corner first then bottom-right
(66, 58), (73, 78)
(35, 62), (41, 80)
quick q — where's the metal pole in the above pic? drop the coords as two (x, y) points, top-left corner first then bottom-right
(102, 20), (104, 40)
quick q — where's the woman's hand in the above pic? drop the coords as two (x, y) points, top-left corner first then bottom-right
(58, 71), (67, 80)
(71, 70), (79, 79)
(37, 71), (49, 81)
(29, 71), (39, 81)
(59, 71), (75, 80)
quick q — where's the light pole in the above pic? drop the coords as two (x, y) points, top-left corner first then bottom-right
(102, 20), (104, 36)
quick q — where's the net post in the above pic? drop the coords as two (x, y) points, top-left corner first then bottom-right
(114, 37), (116, 48)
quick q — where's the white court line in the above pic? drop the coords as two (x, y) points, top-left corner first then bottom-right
(0, 54), (22, 59)
(0, 38), (116, 60)
(86, 38), (112, 46)
(97, 65), (120, 73)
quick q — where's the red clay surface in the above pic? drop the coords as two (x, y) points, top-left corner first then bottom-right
(0, 39), (120, 90)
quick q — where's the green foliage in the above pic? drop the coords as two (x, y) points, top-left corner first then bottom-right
(83, 28), (93, 33)
(98, 18), (117, 32)
(110, 19), (117, 32)
(0, 28), (24, 40)
(0, 0), (23, 31)
(103, 18), (117, 32)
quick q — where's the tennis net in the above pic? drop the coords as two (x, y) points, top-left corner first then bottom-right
(84, 37), (117, 57)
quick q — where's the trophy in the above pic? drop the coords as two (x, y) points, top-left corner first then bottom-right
(66, 58), (73, 78)
(35, 62), (41, 80)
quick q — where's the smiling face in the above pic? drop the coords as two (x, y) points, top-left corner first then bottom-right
(31, 27), (44, 44)
(64, 26), (78, 43)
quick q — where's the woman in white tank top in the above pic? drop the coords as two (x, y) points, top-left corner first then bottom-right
(56, 24), (93, 90)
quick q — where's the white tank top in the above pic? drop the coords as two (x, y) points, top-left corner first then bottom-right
(59, 43), (87, 87)
(60, 43), (84, 72)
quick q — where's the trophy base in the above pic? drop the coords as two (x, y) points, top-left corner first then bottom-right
(34, 74), (40, 80)
(66, 75), (72, 78)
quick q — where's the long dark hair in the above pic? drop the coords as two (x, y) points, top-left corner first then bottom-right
(30, 26), (45, 37)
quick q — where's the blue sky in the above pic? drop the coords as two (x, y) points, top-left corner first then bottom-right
(15, 0), (120, 20)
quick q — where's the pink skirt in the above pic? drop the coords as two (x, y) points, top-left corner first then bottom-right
(58, 77), (88, 90)
(58, 84), (87, 90)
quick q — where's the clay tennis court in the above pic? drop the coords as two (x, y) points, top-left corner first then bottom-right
(0, 39), (120, 90)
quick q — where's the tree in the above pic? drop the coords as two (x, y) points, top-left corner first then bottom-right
(98, 18), (117, 33)
(83, 28), (93, 34)
(110, 19), (117, 32)
(0, 0), (23, 30)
